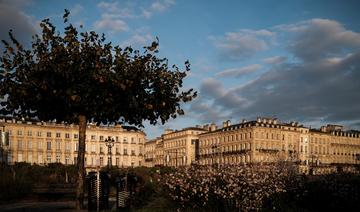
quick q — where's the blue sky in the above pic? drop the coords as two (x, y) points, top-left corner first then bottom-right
(1, 0), (360, 139)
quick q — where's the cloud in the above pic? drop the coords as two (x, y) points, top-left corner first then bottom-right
(93, 15), (128, 33)
(216, 64), (262, 78)
(97, 1), (136, 19)
(142, 0), (175, 18)
(191, 19), (360, 128)
(263, 56), (287, 64)
(280, 19), (360, 62)
(70, 4), (84, 16)
(210, 29), (275, 61)
(96, 0), (175, 20)
(0, 1), (36, 49)
(121, 33), (154, 48)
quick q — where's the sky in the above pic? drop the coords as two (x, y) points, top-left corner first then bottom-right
(1, 0), (360, 139)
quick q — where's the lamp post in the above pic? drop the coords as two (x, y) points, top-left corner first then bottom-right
(105, 136), (115, 169)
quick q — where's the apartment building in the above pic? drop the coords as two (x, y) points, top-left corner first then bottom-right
(144, 127), (207, 167)
(198, 118), (360, 166)
(0, 117), (146, 169)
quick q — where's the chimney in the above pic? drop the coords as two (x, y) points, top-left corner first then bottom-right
(222, 120), (231, 128)
(257, 117), (261, 123)
(203, 124), (210, 131)
(242, 119), (247, 123)
(164, 129), (173, 134)
(210, 123), (217, 131)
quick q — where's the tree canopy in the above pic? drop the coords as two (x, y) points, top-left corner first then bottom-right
(0, 10), (196, 126)
(0, 10), (196, 209)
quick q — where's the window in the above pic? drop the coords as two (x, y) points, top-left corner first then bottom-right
(56, 154), (61, 163)
(123, 137), (127, 143)
(17, 140), (23, 150)
(38, 153), (43, 164)
(131, 137), (135, 143)
(47, 132), (52, 137)
(65, 156), (70, 165)
(116, 147), (120, 154)
(65, 142), (70, 151)
(17, 130), (23, 136)
(46, 154), (51, 163)
(74, 143), (78, 151)
(37, 131), (42, 137)
(74, 134), (78, 139)
(116, 158), (120, 167)
(28, 140), (32, 149)
(100, 157), (104, 166)
(74, 157), (77, 164)
(56, 141), (61, 151)
(56, 132), (61, 138)
(99, 136), (104, 141)
(47, 141), (51, 150)
(92, 144), (96, 153)
(116, 136), (119, 142)
(65, 133), (70, 139)
(131, 150), (135, 156)
(17, 153), (23, 162)
(100, 145), (104, 153)
(91, 135), (96, 140)
(124, 148), (128, 155)
(27, 131), (32, 136)
(37, 141), (42, 150)
(28, 153), (33, 163)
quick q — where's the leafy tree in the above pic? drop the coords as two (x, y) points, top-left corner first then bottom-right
(0, 10), (196, 209)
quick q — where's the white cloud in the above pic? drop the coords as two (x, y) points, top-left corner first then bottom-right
(263, 56), (287, 64)
(93, 16), (128, 33)
(216, 64), (262, 78)
(142, 0), (175, 18)
(210, 29), (275, 60)
(97, 1), (136, 19)
(121, 34), (154, 47)
(191, 19), (360, 127)
(71, 4), (84, 16)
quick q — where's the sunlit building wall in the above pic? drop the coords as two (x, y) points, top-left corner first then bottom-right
(0, 117), (146, 169)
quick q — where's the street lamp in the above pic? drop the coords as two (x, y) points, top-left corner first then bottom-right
(105, 136), (115, 169)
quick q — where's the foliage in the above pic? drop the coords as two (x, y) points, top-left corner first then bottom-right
(0, 10), (196, 126)
(161, 163), (301, 211)
(0, 9), (196, 208)
(0, 163), (77, 201)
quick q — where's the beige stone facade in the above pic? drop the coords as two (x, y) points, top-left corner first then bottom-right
(145, 127), (207, 167)
(198, 118), (360, 167)
(0, 117), (146, 169)
(144, 138), (156, 167)
(162, 127), (207, 166)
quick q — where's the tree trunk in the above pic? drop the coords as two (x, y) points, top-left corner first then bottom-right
(76, 115), (87, 210)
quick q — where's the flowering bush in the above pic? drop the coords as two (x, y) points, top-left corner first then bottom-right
(162, 163), (299, 211)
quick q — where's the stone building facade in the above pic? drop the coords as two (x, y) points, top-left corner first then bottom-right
(0, 117), (146, 169)
(144, 127), (207, 167)
(198, 118), (360, 166)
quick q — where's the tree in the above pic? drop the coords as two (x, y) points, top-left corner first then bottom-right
(0, 10), (196, 209)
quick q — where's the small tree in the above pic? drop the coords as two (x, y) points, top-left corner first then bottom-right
(0, 10), (196, 209)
